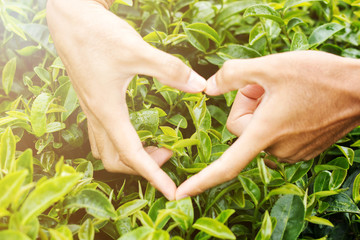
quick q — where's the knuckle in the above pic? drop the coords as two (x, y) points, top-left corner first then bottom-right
(226, 118), (240, 136)
(162, 57), (188, 83)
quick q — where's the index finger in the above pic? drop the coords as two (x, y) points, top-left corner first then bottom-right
(92, 100), (177, 200)
(175, 117), (272, 199)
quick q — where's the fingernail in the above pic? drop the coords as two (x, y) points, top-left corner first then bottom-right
(205, 75), (218, 95)
(188, 71), (206, 92)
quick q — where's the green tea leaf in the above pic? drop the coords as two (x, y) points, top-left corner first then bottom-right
(166, 197), (194, 230)
(0, 230), (31, 240)
(314, 171), (331, 192)
(64, 189), (116, 219)
(0, 170), (27, 209)
(30, 93), (53, 137)
(20, 173), (82, 224)
(2, 57), (16, 95)
(54, 81), (78, 121)
(285, 159), (313, 183)
(130, 109), (159, 134)
(78, 219), (95, 240)
(193, 217), (235, 240)
(267, 183), (304, 199)
(335, 145), (354, 165)
(270, 195), (305, 240)
(306, 216), (334, 227)
(244, 5), (284, 25)
(308, 23), (345, 46)
(16, 149), (33, 184)
(118, 226), (153, 240)
(198, 130), (211, 163)
(238, 175), (261, 205)
(117, 199), (148, 219)
(255, 211), (273, 240)
(185, 23), (220, 44)
(329, 169), (347, 190)
(325, 193), (360, 214)
(284, 0), (324, 10)
(0, 127), (16, 172)
(216, 1), (262, 24)
(291, 32), (309, 51)
(171, 139), (199, 149)
(353, 173), (360, 203)
(182, 23), (209, 52)
(34, 66), (51, 85)
(167, 114), (188, 128)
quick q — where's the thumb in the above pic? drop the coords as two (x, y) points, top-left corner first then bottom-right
(139, 46), (206, 93)
(205, 57), (274, 96)
(175, 115), (273, 199)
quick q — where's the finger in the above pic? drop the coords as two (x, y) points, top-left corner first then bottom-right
(88, 121), (101, 159)
(97, 102), (177, 200)
(226, 85), (264, 136)
(205, 58), (273, 96)
(176, 117), (272, 199)
(145, 146), (173, 166)
(138, 46), (207, 93)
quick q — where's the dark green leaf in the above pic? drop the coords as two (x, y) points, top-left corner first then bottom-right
(308, 23), (345, 46)
(270, 195), (305, 240)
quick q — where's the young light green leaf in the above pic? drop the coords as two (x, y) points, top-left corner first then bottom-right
(284, 0), (323, 10)
(20, 173), (82, 224)
(193, 217), (235, 240)
(0, 230), (31, 240)
(308, 23), (345, 46)
(215, 1), (262, 24)
(118, 226), (154, 240)
(258, 158), (271, 185)
(16, 149), (33, 184)
(0, 170), (27, 209)
(30, 93), (53, 137)
(198, 130), (212, 163)
(54, 81), (79, 121)
(78, 218), (95, 240)
(267, 183), (304, 199)
(2, 57), (16, 95)
(171, 139), (199, 149)
(244, 5), (284, 25)
(306, 216), (334, 227)
(64, 189), (116, 219)
(166, 197), (194, 230)
(117, 199), (148, 219)
(34, 66), (51, 85)
(270, 195), (305, 240)
(0, 127), (16, 172)
(238, 175), (261, 205)
(353, 173), (360, 204)
(335, 145), (354, 165)
(255, 211), (273, 240)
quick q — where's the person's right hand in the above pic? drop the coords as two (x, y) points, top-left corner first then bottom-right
(46, 0), (206, 200)
(176, 50), (360, 199)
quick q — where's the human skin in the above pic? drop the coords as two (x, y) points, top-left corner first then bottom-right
(46, 0), (207, 200)
(176, 51), (360, 199)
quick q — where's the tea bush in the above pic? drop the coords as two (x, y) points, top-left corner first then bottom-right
(1, 0), (360, 239)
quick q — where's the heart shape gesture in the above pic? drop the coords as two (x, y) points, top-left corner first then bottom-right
(48, 0), (360, 201)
